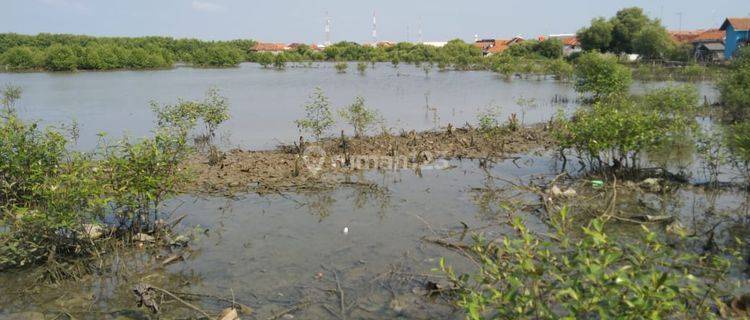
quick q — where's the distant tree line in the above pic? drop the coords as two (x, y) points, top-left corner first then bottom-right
(251, 39), (486, 70)
(252, 38), (569, 73)
(0, 33), (255, 71)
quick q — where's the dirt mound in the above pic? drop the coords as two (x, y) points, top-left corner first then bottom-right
(181, 124), (554, 194)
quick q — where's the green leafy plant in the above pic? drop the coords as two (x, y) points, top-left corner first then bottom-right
(440, 208), (738, 319)
(725, 121), (750, 182)
(574, 52), (632, 101)
(335, 61), (348, 73)
(338, 96), (379, 137)
(273, 53), (287, 70)
(295, 87), (335, 140)
(476, 104), (503, 133)
(1, 84), (21, 113)
(151, 87), (230, 137)
(0, 86), (196, 270)
(356, 61), (367, 75)
(718, 47), (750, 117)
(555, 87), (696, 174)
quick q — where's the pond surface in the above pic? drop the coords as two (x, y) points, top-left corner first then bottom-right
(1, 153), (748, 319)
(0, 63), (717, 150)
(0, 66), (739, 319)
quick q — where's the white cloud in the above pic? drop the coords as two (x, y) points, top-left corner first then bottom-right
(191, 0), (225, 12)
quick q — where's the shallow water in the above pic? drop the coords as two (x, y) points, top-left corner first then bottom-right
(0, 154), (556, 319)
(1, 151), (748, 319)
(0, 63), (717, 150)
(0, 66), (738, 319)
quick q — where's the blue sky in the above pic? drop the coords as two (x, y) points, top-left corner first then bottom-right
(3, 0), (748, 43)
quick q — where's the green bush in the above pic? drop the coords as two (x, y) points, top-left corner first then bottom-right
(44, 44), (78, 71)
(272, 53), (286, 70)
(718, 47), (750, 114)
(356, 61), (367, 74)
(0, 33), (254, 71)
(338, 96), (379, 137)
(642, 84), (699, 122)
(151, 87), (230, 137)
(255, 52), (274, 68)
(335, 61), (348, 73)
(574, 52), (632, 100)
(726, 121), (750, 180)
(295, 87), (335, 140)
(191, 45), (243, 67)
(1, 46), (37, 70)
(556, 87), (696, 173)
(0, 85), (216, 269)
(440, 208), (737, 319)
(546, 59), (574, 80)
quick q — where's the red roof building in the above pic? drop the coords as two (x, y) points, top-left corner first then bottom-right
(474, 37), (524, 55)
(250, 43), (289, 52)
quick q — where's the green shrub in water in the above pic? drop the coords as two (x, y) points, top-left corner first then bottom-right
(335, 61), (348, 73)
(726, 121), (750, 181)
(555, 85), (698, 173)
(574, 52), (632, 101)
(151, 87), (229, 137)
(440, 208), (739, 319)
(357, 61), (367, 75)
(295, 87), (335, 140)
(0, 85), (229, 270)
(718, 47), (750, 116)
(338, 96), (379, 138)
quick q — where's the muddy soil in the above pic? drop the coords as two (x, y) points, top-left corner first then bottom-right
(181, 124), (554, 194)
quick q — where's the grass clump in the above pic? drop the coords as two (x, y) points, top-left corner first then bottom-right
(335, 61), (348, 73)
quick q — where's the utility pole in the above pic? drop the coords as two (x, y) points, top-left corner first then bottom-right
(676, 12), (683, 32)
(372, 10), (377, 44)
(418, 18), (423, 43)
(325, 12), (331, 46)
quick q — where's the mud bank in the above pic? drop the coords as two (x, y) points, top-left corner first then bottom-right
(181, 124), (554, 194)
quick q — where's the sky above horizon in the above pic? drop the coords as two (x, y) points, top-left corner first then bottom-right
(3, 0), (749, 43)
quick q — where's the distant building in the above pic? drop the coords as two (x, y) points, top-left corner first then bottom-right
(364, 41), (396, 48)
(669, 30), (706, 43)
(422, 41), (448, 48)
(720, 17), (750, 59)
(696, 43), (725, 62)
(474, 37), (524, 55)
(287, 43), (322, 51)
(669, 29), (726, 62)
(562, 37), (582, 56)
(545, 34), (581, 56)
(250, 43), (289, 54)
(691, 30), (725, 62)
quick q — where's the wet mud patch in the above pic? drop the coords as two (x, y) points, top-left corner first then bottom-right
(181, 125), (554, 195)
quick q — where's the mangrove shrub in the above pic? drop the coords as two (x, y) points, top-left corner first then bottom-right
(573, 52), (632, 100)
(441, 209), (737, 319)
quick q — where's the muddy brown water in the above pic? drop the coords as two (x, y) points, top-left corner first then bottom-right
(0, 65), (742, 319)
